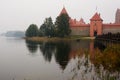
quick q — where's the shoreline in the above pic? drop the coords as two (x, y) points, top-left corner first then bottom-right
(24, 36), (95, 42)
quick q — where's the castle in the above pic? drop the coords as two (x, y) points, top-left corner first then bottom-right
(59, 7), (120, 37)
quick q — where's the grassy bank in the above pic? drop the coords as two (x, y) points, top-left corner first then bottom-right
(24, 36), (95, 42)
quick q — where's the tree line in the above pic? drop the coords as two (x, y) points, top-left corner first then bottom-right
(26, 40), (70, 70)
(25, 14), (71, 38)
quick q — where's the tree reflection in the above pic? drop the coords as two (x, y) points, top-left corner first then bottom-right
(55, 42), (71, 70)
(39, 41), (71, 70)
(39, 42), (55, 62)
(25, 40), (38, 54)
(26, 40), (71, 70)
(94, 41), (106, 51)
(25, 39), (120, 80)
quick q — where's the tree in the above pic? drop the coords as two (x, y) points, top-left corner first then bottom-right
(25, 24), (39, 37)
(55, 14), (71, 37)
(39, 24), (46, 36)
(39, 17), (55, 37)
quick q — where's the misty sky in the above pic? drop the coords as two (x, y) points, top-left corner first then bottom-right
(0, 0), (120, 33)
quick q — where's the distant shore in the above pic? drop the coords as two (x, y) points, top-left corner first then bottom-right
(24, 36), (95, 42)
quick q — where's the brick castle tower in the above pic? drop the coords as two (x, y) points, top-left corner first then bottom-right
(115, 8), (120, 24)
(90, 13), (103, 37)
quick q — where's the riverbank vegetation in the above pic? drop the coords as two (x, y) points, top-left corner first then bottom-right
(69, 42), (120, 80)
(93, 44), (120, 72)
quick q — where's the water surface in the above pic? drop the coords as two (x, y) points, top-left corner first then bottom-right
(0, 37), (120, 80)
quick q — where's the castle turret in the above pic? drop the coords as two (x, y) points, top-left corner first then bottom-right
(115, 8), (120, 24)
(79, 18), (85, 24)
(90, 12), (103, 37)
(59, 7), (69, 17)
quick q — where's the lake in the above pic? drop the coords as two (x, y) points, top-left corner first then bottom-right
(0, 37), (120, 80)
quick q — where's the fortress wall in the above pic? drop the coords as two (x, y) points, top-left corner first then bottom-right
(103, 28), (120, 34)
(70, 27), (90, 36)
(103, 24), (120, 34)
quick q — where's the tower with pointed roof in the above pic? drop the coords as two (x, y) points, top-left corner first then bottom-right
(59, 7), (69, 17)
(90, 12), (103, 37)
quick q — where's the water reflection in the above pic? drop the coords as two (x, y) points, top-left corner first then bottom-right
(25, 40), (120, 80)
(25, 40), (71, 70)
(39, 42), (55, 62)
(39, 42), (71, 70)
(25, 40), (38, 53)
(94, 41), (106, 51)
(54, 42), (70, 70)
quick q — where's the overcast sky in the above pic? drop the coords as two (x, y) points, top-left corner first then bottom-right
(0, 0), (120, 33)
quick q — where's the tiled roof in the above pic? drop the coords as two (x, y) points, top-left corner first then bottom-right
(90, 12), (103, 21)
(59, 7), (69, 16)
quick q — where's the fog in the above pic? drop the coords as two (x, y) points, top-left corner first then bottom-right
(0, 0), (120, 33)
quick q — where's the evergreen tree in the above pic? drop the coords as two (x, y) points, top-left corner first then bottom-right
(39, 24), (46, 36)
(25, 24), (39, 37)
(39, 17), (55, 37)
(55, 14), (71, 37)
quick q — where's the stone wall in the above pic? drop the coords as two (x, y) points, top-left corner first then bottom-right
(70, 27), (90, 36)
(103, 24), (120, 34)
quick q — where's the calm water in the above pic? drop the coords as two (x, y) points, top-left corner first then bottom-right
(0, 37), (120, 80)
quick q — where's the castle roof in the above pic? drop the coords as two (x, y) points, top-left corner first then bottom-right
(79, 18), (85, 24)
(59, 7), (69, 16)
(90, 12), (103, 21)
